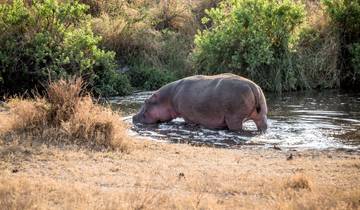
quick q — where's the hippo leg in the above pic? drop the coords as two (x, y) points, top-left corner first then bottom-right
(183, 117), (197, 126)
(225, 114), (246, 132)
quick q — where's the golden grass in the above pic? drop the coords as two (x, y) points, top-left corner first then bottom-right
(284, 173), (312, 191)
(150, 0), (195, 34)
(0, 78), (130, 151)
(302, 0), (328, 31)
(46, 78), (84, 125)
(91, 0), (197, 69)
(92, 12), (163, 60)
(0, 141), (359, 210)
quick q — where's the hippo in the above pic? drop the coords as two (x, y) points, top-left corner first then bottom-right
(133, 73), (268, 132)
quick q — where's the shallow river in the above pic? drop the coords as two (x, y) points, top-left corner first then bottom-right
(109, 90), (360, 150)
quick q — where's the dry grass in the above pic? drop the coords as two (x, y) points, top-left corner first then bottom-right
(150, 0), (196, 35)
(46, 78), (84, 125)
(0, 141), (359, 210)
(90, 0), (200, 77)
(1, 83), (359, 209)
(0, 78), (130, 151)
(284, 173), (312, 191)
(295, 0), (340, 89)
(91, 0), (195, 58)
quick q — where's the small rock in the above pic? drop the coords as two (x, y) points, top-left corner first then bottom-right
(110, 168), (119, 172)
(273, 145), (281, 150)
(178, 172), (185, 179)
(287, 153), (293, 161)
(217, 199), (224, 204)
(12, 169), (19, 173)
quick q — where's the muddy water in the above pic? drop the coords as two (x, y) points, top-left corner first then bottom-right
(109, 90), (360, 150)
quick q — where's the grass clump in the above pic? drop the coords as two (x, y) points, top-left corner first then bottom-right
(0, 78), (130, 151)
(284, 173), (312, 191)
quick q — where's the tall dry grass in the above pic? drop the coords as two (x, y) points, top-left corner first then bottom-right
(90, 0), (202, 84)
(0, 78), (130, 151)
(294, 0), (340, 89)
(91, 0), (195, 57)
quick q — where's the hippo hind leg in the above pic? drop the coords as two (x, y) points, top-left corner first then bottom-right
(225, 114), (246, 132)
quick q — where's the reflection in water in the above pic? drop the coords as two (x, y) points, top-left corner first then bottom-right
(109, 90), (360, 150)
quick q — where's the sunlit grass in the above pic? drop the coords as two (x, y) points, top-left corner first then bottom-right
(0, 78), (130, 151)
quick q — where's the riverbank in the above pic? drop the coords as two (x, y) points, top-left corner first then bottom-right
(0, 139), (359, 210)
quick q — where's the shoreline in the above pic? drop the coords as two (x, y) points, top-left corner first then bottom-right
(127, 128), (360, 153)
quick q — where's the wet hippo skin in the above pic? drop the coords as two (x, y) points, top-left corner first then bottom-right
(133, 73), (268, 132)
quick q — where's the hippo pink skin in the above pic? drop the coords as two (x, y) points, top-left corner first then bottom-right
(132, 73), (268, 132)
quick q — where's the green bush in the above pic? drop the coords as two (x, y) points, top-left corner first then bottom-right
(0, 0), (131, 96)
(192, 0), (305, 92)
(323, 0), (360, 42)
(323, 0), (360, 88)
(350, 43), (360, 77)
(127, 63), (175, 90)
(155, 30), (193, 78)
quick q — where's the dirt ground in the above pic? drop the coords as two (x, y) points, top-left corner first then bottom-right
(0, 139), (359, 210)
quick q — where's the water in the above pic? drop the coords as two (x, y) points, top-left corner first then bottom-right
(109, 90), (360, 150)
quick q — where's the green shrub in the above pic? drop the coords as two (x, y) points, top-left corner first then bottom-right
(155, 30), (193, 78)
(192, 0), (305, 92)
(0, 0), (131, 96)
(323, 0), (360, 43)
(350, 43), (360, 77)
(127, 63), (175, 90)
(323, 0), (360, 88)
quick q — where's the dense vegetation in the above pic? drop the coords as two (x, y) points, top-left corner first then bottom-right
(323, 0), (360, 89)
(193, 0), (306, 92)
(0, 0), (131, 96)
(0, 0), (359, 96)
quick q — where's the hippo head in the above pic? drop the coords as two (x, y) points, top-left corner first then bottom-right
(255, 115), (268, 132)
(132, 93), (175, 124)
(252, 112), (268, 133)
